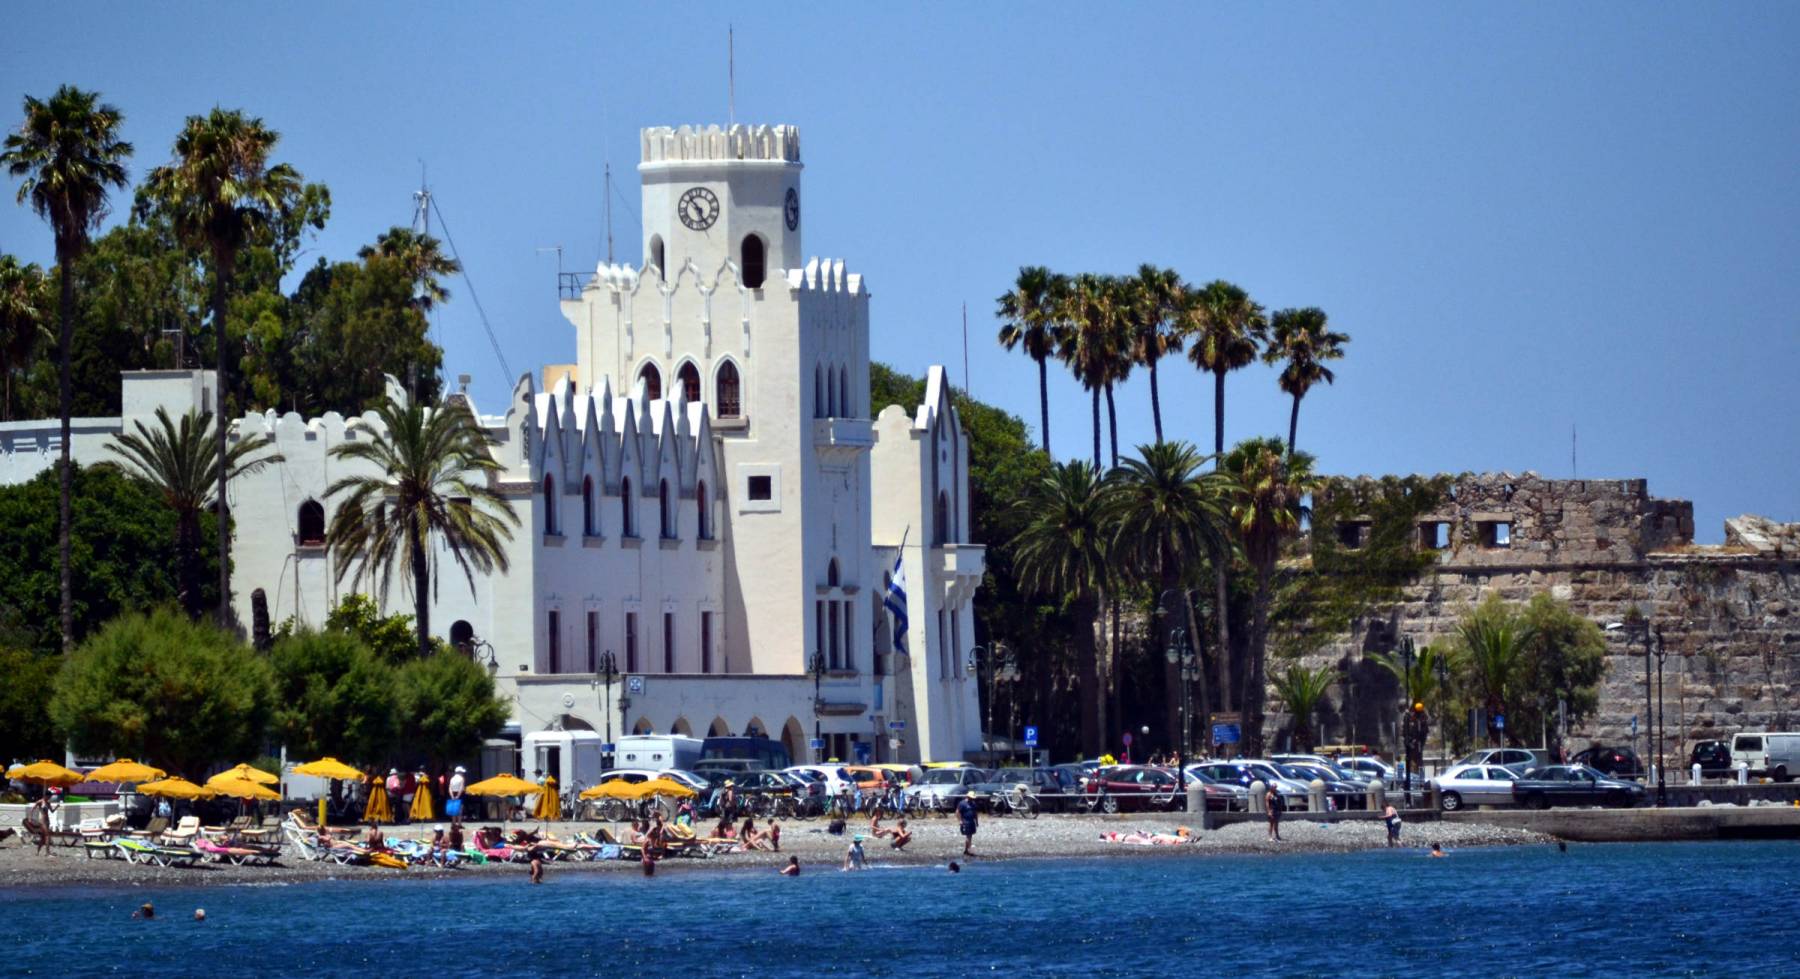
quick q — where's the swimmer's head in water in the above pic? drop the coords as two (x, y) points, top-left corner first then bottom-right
(193, 909), (205, 922)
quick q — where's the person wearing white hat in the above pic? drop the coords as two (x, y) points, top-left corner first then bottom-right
(447, 766), (467, 826)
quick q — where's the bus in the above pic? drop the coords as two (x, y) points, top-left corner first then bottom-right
(698, 735), (791, 772)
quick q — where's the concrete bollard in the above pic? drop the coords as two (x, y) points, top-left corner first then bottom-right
(1691, 763), (1702, 786)
(1248, 780), (1267, 813)
(1368, 780), (1385, 812)
(1737, 763), (1749, 786)
(1186, 782), (1204, 816)
(1309, 778), (1327, 813)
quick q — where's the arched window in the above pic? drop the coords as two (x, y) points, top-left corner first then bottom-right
(659, 479), (675, 539)
(696, 481), (711, 539)
(828, 367), (839, 417)
(934, 491), (950, 545)
(297, 499), (325, 545)
(543, 474), (558, 535)
(827, 558), (840, 587)
(715, 361), (741, 418)
(620, 476), (635, 537)
(450, 620), (474, 653)
(638, 362), (662, 401)
(813, 364), (824, 418)
(677, 361), (700, 403)
(740, 234), (766, 289)
(582, 476), (597, 537)
(648, 235), (665, 281)
(839, 365), (851, 417)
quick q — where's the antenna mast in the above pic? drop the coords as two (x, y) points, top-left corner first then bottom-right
(961, 302), (970, 398)
(728, 25), (736, 126)
(604, 162), (614, 264)
(412, 161), (431, 235)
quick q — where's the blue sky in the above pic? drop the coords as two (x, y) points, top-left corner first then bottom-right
(4, 3), (1795, 540)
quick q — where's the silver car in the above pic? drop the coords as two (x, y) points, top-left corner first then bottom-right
(1431, 763), (1519, 811)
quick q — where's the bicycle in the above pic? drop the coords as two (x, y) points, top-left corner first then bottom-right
(999, 786), (1040, 819)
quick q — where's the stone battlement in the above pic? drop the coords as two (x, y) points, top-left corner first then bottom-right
(640, 124), (801, 165)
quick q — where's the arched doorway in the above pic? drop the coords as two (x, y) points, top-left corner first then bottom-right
(708, 717), (730, 737)
(632, 717), (653, 735)
(671, 717), (693, 736)
(781, 717), (806, 766)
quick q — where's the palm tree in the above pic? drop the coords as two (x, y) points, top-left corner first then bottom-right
(1011, 460), (1111, 757)
(995, 266), (1065, 454)
(1182, 279), (1268, 459)
(0, 255), (51, 420)
(359, 226), (461, 313)
(1054, 274), (1124, 470)
(324, 393), (519, 658)
(1265, 307), (1349, 457)
(3, 85), (133, 651)
(1272, 664), (1338, 752)
(140, 107), (304, 627)
(1224, 436), (1321, 755)
(1104, 441), (1235, 750)
(1127, 265), (1185, 443)
(1369, 642), (1446, 776)
(1455, 601), (1528, 747)
(1097, 276), (1134, 469)
(105, 407), (284, 620)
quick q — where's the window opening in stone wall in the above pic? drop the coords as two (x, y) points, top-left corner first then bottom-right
(843, 603), (854, 674)
(582, 476), (597, 537)
(696, 482), (710, 539)
(677, 361), (700, 403)
(649, 235), (665, 281)
(542, 475), (558, 535)
(839, 365), (851, 416)
(740, 234), (765, 289)
(663, 612), (674, 672)
(620, 477), (635, 536)
(937, 610), (948, 678)
(638, 362), (662, 401)
(297, 499), (325, 545)
(747, 475), (772, 501)
(1336, 520), (1370, 549)
(1420, 521), (1450, 549)
(701, 610), (713, 674)
(813, 365), (824, 418)
(827, 558), (840, 587)
(659, 479), (675, 539)
(1478, 521), (1512, 548)
(625, 611), (639, 672)
(716, 361), (741, 417)
(546, 609), (561, 674)
(829, 601), (841, 670)
(934, 491), (951, 545)
(450, 620), (474, 653)
(586, 610), (598, 673)
(827, 366), (838, 417)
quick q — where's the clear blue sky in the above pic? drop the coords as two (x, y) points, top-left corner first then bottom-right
(5, 3), (1795, 540)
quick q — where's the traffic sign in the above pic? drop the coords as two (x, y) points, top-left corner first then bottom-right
(626, 675), (645, 695)
(1122, 732), (1133, 746)
(888, 720), (907, 731)
(808, 738), (824, 750)
(1495, 713), (1506, 731)
(1212, 723), (1241, 745)
(1023, 725), (1039, 748)
(1630, 715), (1638, 735)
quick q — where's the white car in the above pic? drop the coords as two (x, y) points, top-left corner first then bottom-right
(1453, 748), (1542, 773)
(1431, 764), (1519, 811)
(595, 768), (708, 791)
(785, 764), (857, 798)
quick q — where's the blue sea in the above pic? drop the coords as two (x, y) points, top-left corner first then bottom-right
(5, 842), (1798, 976)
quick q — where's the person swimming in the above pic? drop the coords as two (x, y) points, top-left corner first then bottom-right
(780, 856), (800, 876)
(1429, 842), (1446, 858)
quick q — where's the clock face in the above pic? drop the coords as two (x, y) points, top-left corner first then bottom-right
(784, 187), (800, 231)
(678, 187), (720, 231)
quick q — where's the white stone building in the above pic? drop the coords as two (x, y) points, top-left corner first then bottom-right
(0, 124), (986, 768)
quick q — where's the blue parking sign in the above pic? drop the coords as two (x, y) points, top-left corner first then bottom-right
(1024, 725), (1039, 747)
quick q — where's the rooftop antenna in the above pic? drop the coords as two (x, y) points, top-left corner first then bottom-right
(1572, 424), (1578, 479)
(604, 163), (614, 264)
(537, 245), (564, 300)
(411, 160), (431, 235)
(961, 302), (970, 398)
(728, 25), (736, 127)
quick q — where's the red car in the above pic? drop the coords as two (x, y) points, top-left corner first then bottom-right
(1081, 766), (1184, 813)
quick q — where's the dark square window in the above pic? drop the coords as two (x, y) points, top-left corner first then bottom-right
(748, 475), (772, 501)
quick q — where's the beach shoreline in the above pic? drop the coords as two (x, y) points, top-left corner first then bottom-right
(0, 813), (1553, 891)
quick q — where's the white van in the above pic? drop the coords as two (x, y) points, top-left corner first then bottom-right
(1729, 732), (1800, 781)
(614, 734), (703, 772)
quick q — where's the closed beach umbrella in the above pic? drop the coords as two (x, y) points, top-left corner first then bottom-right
(87, 759), (167, 784)
(138, 777), (215, 800)
(409, 779), (435, 821)
(465, 774), (544, 797)
(214, 763), (278, 786)
(363, 781), (393, 822)
(207, 773), (281, 801)
(532, 777), (560, 821)
(292, 757), (365, 782)
(15, 760), (85, 788)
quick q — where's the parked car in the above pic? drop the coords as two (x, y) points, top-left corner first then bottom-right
(903, 767), (989, 811)
(1080, 765), (1183, 813)
(785, 764), (857, 798)
(1454, 748), (1544, 773)
(1730, 732), (1800, 782)
(1570, 745), (1643, 778)
(1511, 765), (1646, 809)
(1273, 755), (1377, 785)
(1430, 764), (1520, 811)
(1335, 756), (1397, 781)
(1190, 761), (1310, 809)
(1277, 763), (1368, 810)
(1179, 768), (1247, 811)
(1688, 740), (1733, 778)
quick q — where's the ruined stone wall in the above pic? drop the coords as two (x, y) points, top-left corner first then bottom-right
(1307, 473), (1798, 758)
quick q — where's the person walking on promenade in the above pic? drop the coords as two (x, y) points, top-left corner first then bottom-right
(957, 793), (979, 856)
(1265, 785), (1282, 841)
(1383, 804), (1402, 847)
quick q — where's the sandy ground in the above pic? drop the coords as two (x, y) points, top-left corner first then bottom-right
(0, 813), (1552, 889)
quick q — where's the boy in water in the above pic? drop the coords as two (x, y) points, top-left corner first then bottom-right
(843, 835), (867, 870)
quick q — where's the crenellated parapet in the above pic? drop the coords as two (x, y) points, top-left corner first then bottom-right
(641, 124), (800, 164)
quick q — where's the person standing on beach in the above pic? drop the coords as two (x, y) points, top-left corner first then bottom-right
(1265, 785), (1282, 841)
(956, 793), (979, 856)
(1383, 804), (1402, 847)
(447, 766), (467, 826)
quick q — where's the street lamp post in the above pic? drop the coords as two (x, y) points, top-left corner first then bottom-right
(810, 651), (826, 763)
(1606, 607), (1657, 798)
(597, 650), (617, 766)
(1399, 637), (1415, 808)
(969, 644), (1018, 766)
(1654, 626), (1667, 807)
(1165, 627), (1197, 789)
(1434, 654), (1448, 777)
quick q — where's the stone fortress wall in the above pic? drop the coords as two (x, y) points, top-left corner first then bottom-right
(1311, 473), (1798, 756)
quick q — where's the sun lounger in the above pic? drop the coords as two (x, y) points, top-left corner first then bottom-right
(194, 836), (280, 866)
(114, 838), (201, 867)
(83, 840), (126, 860)
(160, 816), (201, 845)
(128, 817), (170, 842)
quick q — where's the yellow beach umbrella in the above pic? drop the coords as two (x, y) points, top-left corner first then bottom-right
(465, 774), (544, 797)
(636, 777), (697, 799)
(531, 777), (560, 821)
(363, 781), (393, 822)
(14, 760), (84, 787)
(409, 779), (435, 821)
(138, 777), (215, 800)
(292, 758), (365, 781)
(207, 773), (281, 801)
(214, 763), (278, 786)
(87, 759), (167, 784)
(578, 779), (642, 800)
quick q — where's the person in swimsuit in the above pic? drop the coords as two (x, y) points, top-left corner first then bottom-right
(843, 835), (867, 870)
(1265, 786), (1282, 841)
(767, 820), (781, 852)
(365, 822), (388, 853)
(780, 856), (800, 876)
(1383, 804), (1402, 847)
(889, 818), (912, 850)
(1430, 842), (1446, 858)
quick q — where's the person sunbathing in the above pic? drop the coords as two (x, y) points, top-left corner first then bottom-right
(740, 817), (768, 850)
(364, 822), (389, 853)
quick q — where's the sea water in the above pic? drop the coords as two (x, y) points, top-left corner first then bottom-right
(4, 841), (1798, 976)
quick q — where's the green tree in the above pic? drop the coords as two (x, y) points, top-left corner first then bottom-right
(1125, 264), (1185, 444)
(3, 84), (134, 652)
(1055, 273), (1126, 469)
(358, 226), (459, 313)
(1011, 460), (1111, 757)
(325, 394), (517, 657)
(1265, 307), (1349, 458)
(395, 650), (510, 770)
(1224, 436), (1320, 754)
(994, 265), (1065, 453)
(0, 255), (52, 420)
(268, 628), (399, 765)
(1181, 279), (1267, 460)
(139, 107), (307, 626)
(104, 407), (283, 620)
(1368, 642), (1447, 779)
(49, 608), (275, 778)
(1454, 594), (1528, 747)
(1271, 664), (1338, 752)
(278, 254), (444, 413)
(0, 464), (217, 655)
(0, 643), (61, 764)
(317, 593), (425, 665)
(1104, 441), (1235, 749)
(1515, 594), (1609, 755)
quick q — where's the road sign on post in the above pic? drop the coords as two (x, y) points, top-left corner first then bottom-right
(1212, 723), (1241, 745)
(1023, 725), (1039, 747)
(1495, 714), (1506, 732)
(808, 738), (824, 751)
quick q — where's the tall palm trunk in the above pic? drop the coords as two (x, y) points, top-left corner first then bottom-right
(1243, 563), (1274, 756)
(1159, 547), (1180, 751)
(1286, 392), (1302, 458)
(1089, 387), (1101, 470)
(1103, 382), (1118, 469)
(1035, 355), (1051, 453)
(212, 247), (232, 628)
(1184, 593), (1210, 756)
(56, 254), (73, 652)
(1148, 357), (1163, 444)
(409, 519), (431, 657)
(1109, 596), (1122, 753)
(177, 510), (201, 620)
(1212, 369), (1227, 457)
(1072, 591), (1100, 758)
(1215, 556), (1233, 718)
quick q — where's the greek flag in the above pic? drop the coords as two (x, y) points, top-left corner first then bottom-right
(883, 537), (909, 655)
